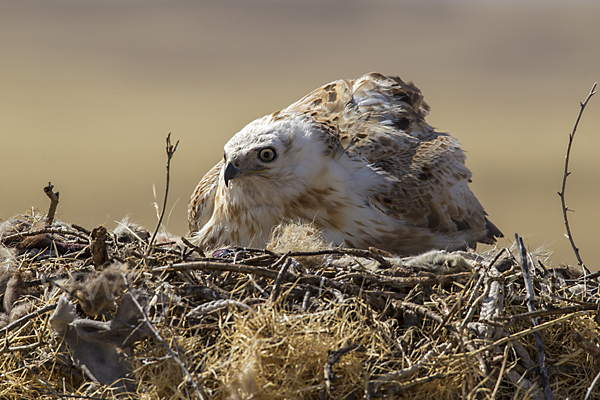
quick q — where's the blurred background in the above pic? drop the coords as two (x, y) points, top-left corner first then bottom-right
(1, 0), (599, 269)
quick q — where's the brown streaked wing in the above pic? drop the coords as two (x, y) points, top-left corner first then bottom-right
(188, 159), (223, 233)
(285, 72), (495, 241)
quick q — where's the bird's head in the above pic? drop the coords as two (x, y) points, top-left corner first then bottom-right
(221, 113), (327, 191)
(222, 141), (278, 188)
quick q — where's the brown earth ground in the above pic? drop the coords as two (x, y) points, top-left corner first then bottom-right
(1, 0), (600, 269)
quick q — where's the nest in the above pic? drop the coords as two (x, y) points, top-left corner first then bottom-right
(1, 211), (600, 400)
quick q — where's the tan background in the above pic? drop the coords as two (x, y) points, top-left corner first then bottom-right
(1, 0), (599, 270)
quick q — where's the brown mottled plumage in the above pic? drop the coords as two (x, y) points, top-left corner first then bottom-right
(189, 73), (502, 255)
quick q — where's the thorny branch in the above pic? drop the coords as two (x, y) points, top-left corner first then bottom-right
(146, 133), (179, 259)
(558, 82), (597, 274)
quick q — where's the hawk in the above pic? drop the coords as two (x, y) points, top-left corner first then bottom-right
(189, 72), (502, 255)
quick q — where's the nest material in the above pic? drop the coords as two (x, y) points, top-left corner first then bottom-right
(1, 210), (600, 399)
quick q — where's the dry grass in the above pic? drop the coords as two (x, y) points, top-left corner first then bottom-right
(1, 210), (600, 399)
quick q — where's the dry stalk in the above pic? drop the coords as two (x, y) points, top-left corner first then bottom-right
(146, 133), (179, 259)
(585, 369), (600, 400)
(269, 255), (292, 304)
(498, 305), (597, 327)
(516, 234), (553, 400)
(372, 342), (451, 390)
(490, 343), (511, 400)
(557, 82), (597, 273)
(123, 278), (205, 399)
(469, 310), (590, 358)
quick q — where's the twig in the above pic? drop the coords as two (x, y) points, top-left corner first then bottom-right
(460, 275), (495, 332)
(490, 343), (511, 400)
(322, 344), (365, 399)
(392, 300), (451, 330)
(23, 360), (61, 397)
(387, 372), (459, 395)
(269, 255), (292, 304)
(186, 299), (254, 318)
(1, 340), (43, 354)
(0, 302), (58, 336)
(372, 342), (451, 388)
(180, 236), (205, 257)
(516, 234), (553, 400)
(43, 182), (59, 226)
(584, 369), (600, 400)
(158, 261), (471, 291)
(469, 310), (589, 358)
(124, 281), (205, 399)
(557, 82), (597, 274)
(289, 248), (393, 268)
(496, 305), (597, 326)
(156, 261), (281, 279)
(574, 332), (600, 364)
(146, 133), (179, 259)
(71, 223), (91, 236)
(431, 295), (462, 337)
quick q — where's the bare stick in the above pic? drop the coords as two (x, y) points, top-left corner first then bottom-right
(585, 369), (600, 400)
(497, 304), (597, 327)
(43, 182), (59, 226)
(0, 302), (58, 336)
(124, 281), (205, 399)
(557, 83), (597, 273)
(146, 133), (179, 259)
(322, 344), (365, 398)
(158, 260), (472, 290)
(490, 344), (510, 400)
(468, 310), (589, 358)
(269, 256), (292, 304)
(574, 332), (600, 364)
(516, 234), (553, 400)
(180, 236), (205, 257)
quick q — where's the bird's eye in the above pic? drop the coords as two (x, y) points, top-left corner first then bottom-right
(258, 147), (277, 162)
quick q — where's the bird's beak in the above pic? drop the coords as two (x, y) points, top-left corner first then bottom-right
(224, 161), (242, 187)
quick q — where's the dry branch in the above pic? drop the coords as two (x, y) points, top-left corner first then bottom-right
(146, 133), (179, 259)
(516, 234), (553, 400)
(124, 280), (205, 399)
(558, 82), (597, 273)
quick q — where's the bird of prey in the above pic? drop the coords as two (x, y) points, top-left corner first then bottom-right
(188, 72), (502, 255)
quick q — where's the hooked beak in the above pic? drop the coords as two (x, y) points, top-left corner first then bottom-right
(224, 161), (241, 187)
